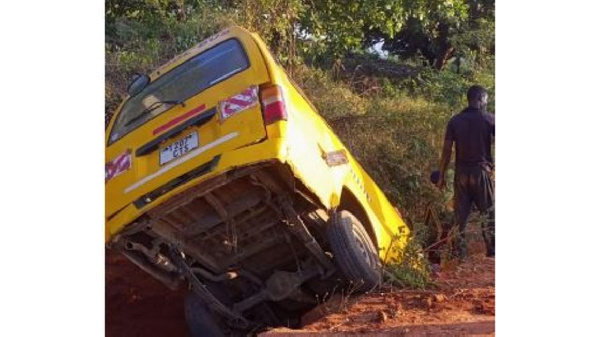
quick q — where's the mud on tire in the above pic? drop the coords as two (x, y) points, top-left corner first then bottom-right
(326, 210), (382, 292)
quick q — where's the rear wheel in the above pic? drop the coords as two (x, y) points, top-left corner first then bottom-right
(184, 291), (246, 337)
(326, 210), (382, 292)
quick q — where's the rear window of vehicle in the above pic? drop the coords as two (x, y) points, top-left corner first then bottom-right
(109, 38), (249, 144)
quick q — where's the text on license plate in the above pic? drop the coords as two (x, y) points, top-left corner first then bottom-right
(160, 132), (199, 165)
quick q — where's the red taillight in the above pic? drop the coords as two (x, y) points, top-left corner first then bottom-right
(260, 85), (287, 124)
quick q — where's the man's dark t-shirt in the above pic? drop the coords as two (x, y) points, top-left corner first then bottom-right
(444, 107), (495, 171)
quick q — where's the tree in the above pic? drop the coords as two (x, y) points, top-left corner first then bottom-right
(364, 0), (494, 70)
(299, 0), (405, 59)
(106, 0), (494, 70)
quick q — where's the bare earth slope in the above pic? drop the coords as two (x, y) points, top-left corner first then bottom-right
(105, 251), (189, 337)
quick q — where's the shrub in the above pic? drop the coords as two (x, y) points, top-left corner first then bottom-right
(383, 234), (431, 290)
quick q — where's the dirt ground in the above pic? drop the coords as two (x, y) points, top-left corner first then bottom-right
(263, 255), (495, 336)
(106, 241), (494, 337)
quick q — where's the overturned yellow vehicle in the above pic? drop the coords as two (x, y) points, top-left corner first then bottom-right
(106, 26), (410, 335)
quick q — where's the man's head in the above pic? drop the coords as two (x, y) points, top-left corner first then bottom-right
(467, 85), (488, 111)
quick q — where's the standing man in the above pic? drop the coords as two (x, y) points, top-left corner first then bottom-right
(437, 85), (495, 259)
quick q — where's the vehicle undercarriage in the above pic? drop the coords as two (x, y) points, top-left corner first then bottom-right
(109, 161), (345, 332)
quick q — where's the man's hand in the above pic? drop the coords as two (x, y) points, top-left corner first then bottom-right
(436, 175), (446, 190)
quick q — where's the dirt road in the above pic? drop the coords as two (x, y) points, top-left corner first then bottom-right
(106, 246), (494, 336)
(263, 255), (495, 336)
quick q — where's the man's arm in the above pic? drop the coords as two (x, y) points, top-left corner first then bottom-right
(437, 122), (454, 189)
(487, 112), (495, 170)
(437, 140), (453, 189)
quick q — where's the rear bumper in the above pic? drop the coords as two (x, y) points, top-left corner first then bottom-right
(106, 137), (287, 243)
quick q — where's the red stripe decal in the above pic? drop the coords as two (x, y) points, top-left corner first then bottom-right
(153, 104), (206, 135)
(232, 97), (255, 106)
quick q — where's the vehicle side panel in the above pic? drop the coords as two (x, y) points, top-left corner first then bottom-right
(253, 53), (410, 261)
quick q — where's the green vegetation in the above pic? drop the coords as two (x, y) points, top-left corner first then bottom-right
(383, 230), (432, 289)
(105, 0), (495, 286)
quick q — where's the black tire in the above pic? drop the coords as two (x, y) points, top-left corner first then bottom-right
(326, 210), (382, 292)
(184, 292), (227, 337)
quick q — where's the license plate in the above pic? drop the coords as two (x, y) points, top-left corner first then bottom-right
(159, 132), (199, 165)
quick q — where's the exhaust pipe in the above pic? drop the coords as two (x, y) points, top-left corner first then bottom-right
(119, 249), (181, 291)
(124, 241), (178, 273)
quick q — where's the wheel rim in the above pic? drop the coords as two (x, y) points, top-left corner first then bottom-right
(351, 225), (380, 269)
